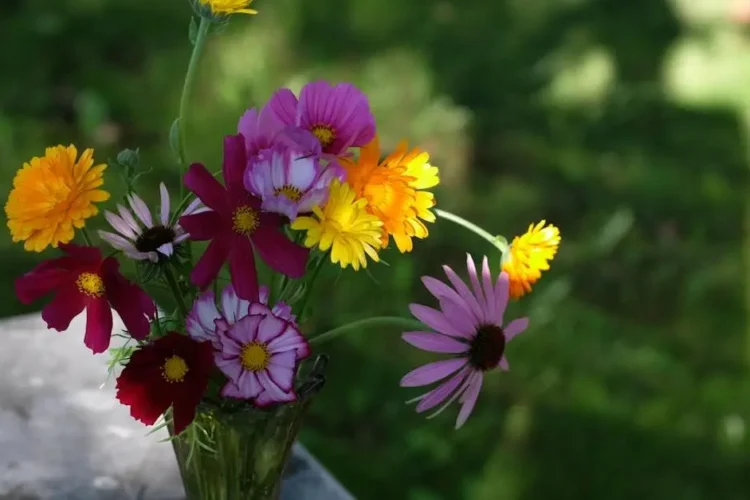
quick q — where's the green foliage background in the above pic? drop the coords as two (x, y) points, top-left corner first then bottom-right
(1, 0), (749, 498)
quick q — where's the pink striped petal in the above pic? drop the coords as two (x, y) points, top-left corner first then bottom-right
(409, 304), (464, 338)
(455, 372), (484, 429)
(415, 366), (470, 413)
(235, 371), (263, 399)
(504, 317), (529, 342)
(402, 331), (470, 353)
(400, 358), (467, 388)
(159, 183), (170, 226)
(257, 314), (287, 343)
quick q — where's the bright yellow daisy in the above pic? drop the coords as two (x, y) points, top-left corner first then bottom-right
(341, 137), (439, 253)
(291, 179), (383, 270)
(199, 0), (257, 15)
(5, 145), (110, 252)
(502, 220), (561, 299)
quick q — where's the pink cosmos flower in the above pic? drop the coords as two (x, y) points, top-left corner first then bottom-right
(266, 81), (376, 158)
(214, 312), (311, 406)
(179, 134), (309, 301)
(187, 283), (296, 347)
(237, 105), (286, 161)
(400, 254), (530, 429)
(98, 183), (204, 262)
(243, 145), (340, 220)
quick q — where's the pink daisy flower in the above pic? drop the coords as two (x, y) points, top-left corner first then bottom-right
(186, 283), (296, 347)
(266, 81), (376, 158)
(243, 145), (340, 220)
(98, 183), (204, 262)
(400, 254), (530, 429)
(237, 105), (286, 161)
(179, 134), (310, 301)
(214, 312), (311, 406)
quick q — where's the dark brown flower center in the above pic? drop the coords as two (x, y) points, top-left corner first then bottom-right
(468, 324), (506, 371)
(135, 225), (177, 252)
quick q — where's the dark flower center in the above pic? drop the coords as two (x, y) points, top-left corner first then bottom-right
(468, 324), (506, 371)
(135, 225), (177, 252)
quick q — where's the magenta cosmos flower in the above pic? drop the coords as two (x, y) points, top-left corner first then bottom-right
(266, 81), (376, 158)
(179, 134), (310, 301)
(400, 255), (530, 429)
(214, 312), (311, 407)
(98, 183), (204, 262)
(244, 145), (340, 220)
(237, 105), (285, 161)
(187, 283), (295, 347)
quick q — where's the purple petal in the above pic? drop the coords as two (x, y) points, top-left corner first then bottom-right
(495, 272), (510, 322)
(436, 298), (477, 339)
(481, 256), (497, 322)
(235, 370), (264, 399)
(159, 183), (170, 226)
(455, 372), (484, 429)
(466, 254), (487, 318)
(227, 314), (263, 344)
(186, 290), (220, 343)
(442, 265), (486, 324)
(254, 385), (296, 407)
(267, 88), (299, 126)
(214, 353), (243, 382)
(421, 276), (478, 324)
(504, 317), (529, 342)
(266, 324), (309, 356)
(256, 314), (287, 343)
(256, 370), (289, 400)
(266, 352), (297, 392)
(400, 358), (468, 388)
(402, 331), (469, 353)
(409, 304), (465, 338)
(127, 193), (153, 228)
(415, 366), (470, 413)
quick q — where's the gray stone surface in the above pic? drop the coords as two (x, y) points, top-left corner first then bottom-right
(0, 313), (353, 500)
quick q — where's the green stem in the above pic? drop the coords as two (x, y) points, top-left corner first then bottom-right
(435, 208), (507, 252)
(310, 316), (426, 345)
(164, 264), (189, 319)
(296, 253), (328, 320)
(177, 17), (210, 189)
(80, 227), (94, 247)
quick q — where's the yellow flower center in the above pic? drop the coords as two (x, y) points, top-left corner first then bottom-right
(76, 272), (105, 297)
(310, 125), (336, 148)
(274, 185), (303, 202)
(232, 205), (259, 235)
(162, 355), (189, 383)
(240, 342), (270, 371)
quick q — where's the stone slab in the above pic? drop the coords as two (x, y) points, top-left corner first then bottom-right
(0, 313), (353, 500)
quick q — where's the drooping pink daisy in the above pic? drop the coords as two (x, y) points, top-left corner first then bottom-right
(98, 183), (204, 262)
(266, 81), (376, 158)
(214, 313), (311, 406)
(179, 134), (310, 301)
(243, 145), (340, 220)
(186, 283), (296, 346)
(400, 254), (530, 429)
(237, 105), (286, 161)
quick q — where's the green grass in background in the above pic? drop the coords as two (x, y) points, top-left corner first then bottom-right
(1, 0), (748, 498)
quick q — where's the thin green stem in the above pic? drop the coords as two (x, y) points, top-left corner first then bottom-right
(296, 253), (328, 320)
(164, 264), (189, 318)
(435, 208), (507, 252)
(310, 316), (426, 346)
(80, 227), (94, 246)
(177, 16), (210, 194)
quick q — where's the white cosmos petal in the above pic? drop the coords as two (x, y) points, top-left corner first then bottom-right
(128, 193), (153, 228)
(159, 183), (170, 226)
(117, 204), (141, 234)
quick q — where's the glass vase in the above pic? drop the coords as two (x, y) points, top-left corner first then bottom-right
(169, 355), (327, 500)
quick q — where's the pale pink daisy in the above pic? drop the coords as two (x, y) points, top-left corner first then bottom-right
(243, 145), (340, 220)
(214, 312), (311, 406)
(400, 254), (530, 429)
(98, 183), (203, 262)
(186, 283), (296, 347)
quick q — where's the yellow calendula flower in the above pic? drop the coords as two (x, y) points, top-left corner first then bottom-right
(341, 137), (439, 253)
(5, 145), (110, 252)
(199, 0), (257, 15)
(291, 179), (383, 270)
(502, 220), (561, 299)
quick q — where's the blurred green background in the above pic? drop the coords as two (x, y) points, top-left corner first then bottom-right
(2, 0), (750, 498)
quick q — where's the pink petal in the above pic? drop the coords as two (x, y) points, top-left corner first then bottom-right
(233, 371), (264, 399)
(184, 163), (230, 213)
(266, 325), (309, 356)
(504, 317), (529, 342)
(127, 193), (153, 228)
(409, 304), (465, 338)
(268, 350), (297, 368)
(222, 134), (247, 188)
(402, 331), (469, 353)
(190, 236), (230, 289)
(179, 211), (221, 241)
(229, 234), (259, 301)
(255, 386), (296, 407)
(102, 259), (155, 340)
(15, 264), (70, 305)
(256, 314), (287, 343)
(266, 352), (296, 392)
(455, 372), (484, 429)
(220, 381), (245, 399)
(221, 283), (250, 324)
(159, 183), (170, 226)
(42, 284), (85, 332)
(252, 221), (309, 279)
(267, 88), (299, 126)
(255, 370), (295, 406)
(415, 366), (470, 413)
(227, 315), (263, 344)
(83, 298), (114, 354)
(186, 290), (220, 343)
(400, 358), (468, 388)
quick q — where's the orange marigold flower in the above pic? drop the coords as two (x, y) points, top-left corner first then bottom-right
(502, 220), (561, 299)
(5, 145), (110, 252)
(341, 136), (439, 253)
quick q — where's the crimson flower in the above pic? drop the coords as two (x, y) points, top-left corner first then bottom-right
(116, 332), (214, 435)
(14, 244), (156, 354)
(179, 134), (309, 301)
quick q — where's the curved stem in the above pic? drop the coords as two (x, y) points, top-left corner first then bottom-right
(164, 264), (189, 319)
(435, 208), (507, 252)
(80, 227), (94, 247)
(310, 316), (425, 346)
(177, 16), (210, 174)
(296, 252), (328, 321)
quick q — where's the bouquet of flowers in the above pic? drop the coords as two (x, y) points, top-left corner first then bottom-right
(4, 1), (560, 498)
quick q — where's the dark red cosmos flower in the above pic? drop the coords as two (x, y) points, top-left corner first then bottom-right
(179, 134), (309, 301)
(14, 244), (155, 354)
(116, 332), (214, 435)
